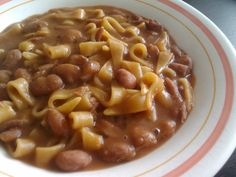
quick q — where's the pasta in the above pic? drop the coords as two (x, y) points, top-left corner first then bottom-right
(7, 78), (35, 110)
(0, 6), (194, 172)
(0, 101), (16, 124)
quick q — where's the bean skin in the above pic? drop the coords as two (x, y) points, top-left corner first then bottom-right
(55, 150), (92, 171)
(99, 138), (136, 163)
(147, 44), (159, 60)
(52, 64), (81, 84)
(145, 19), (163, 33)
(158, 119), (176, 139)
(23, 20), (48, 33)
(81, 60), (100, 81)
(14, 68), (31, 82)
(169, 63), (190, 77)
(47, 109), (69, 137)
(95, 28), (104, 41)
(0, 70), (12, 83)
(57, 29), (83, 43)
(30, 74), (64, 96)
(129, 126), (157, 148)
(116, 68), (137, 89)
(0, 83), (9, 100)
(2, 49), (22, 70)
(0, 119), (29, 132)
(69, 54), (89, 66)
(0, 128), (22, 142)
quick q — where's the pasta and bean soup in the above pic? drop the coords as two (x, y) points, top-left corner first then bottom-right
(0, 6), (194, 171)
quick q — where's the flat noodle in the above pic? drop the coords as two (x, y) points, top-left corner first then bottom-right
(129, 43), (153, 68)
(108, 39), (125, 70)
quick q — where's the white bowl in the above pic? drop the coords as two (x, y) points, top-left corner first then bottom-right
(0, 0), (236, 176)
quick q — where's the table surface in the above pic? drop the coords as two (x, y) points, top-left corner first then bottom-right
(183, 0), (236, 177)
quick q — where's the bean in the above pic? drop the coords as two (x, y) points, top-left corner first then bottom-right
(81, 60), (100, 81)
(57, 29), (84, 43)
(95, 28), (104, 41)
(130, 14), (144, 25)
(129, 126), (157, 147)
(0, 83), (9, 100)
(171, 45), (182, 57)
(14, 68), (31, 82)
(30, 74), (64, 96)
(164, 78), (183, 104)
(0, 70), (12, 83)
(47, 109), (69, 137)
(33, 64), (55, 79)
(147, 44), (159, 60)
(179, 102), (188, 123)
(99, 138), (136, 163)
(158, 119), (176, 138)
(0, 128), (22, 142)
(55, 150), (92, 171)
(69, 54), (89, 66)
(116, 68), (137, 89)
(169, 63), (190, 77)
(23, 20), (48, 33)
(52, 64), (81, 84)
(176, 55), (193, 70)
(145, 19), (163, 33)
(96, 119), (124, 138)
(2, 49), (22, 70)
(0, 119), (29, 132)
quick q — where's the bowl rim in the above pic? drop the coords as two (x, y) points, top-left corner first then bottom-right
(0, 0), (236, 177)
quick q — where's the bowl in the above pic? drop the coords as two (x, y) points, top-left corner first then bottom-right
(0, 0), (236, 176)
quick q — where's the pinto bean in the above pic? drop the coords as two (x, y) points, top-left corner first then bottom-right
(33, 64), (55, 79)
(69, 54), (89, 66)
(145, 19), (163, 33)
(14, 68), (31, 82)
(0, 128), (22, 142)
(0, 83), (9, 100)
(55, 150), (92, 171)
(23, 20), (48, 33)
(130, 14), (144, 25)
(47, 109), (69, 137)
(158, 119), (176, 139)
(2, 49), (22, 70)
(99, 138), (136, 163)
(129, 126), (157, 148)
(179, 102), (188, 123)
(30, 74), (64, 96)
(81, 60), (100, 81)
(176, 55), (193, 70)
(171, 45), (182, 57)
(164, 78), (183, 104)
(57, 29), (84, 43)
(0, 70), (12, 83)
(147, 44), (159, 60)
(169, 63), (190, 77)
(52, 64), (81, 84)
(116, 68), (137, 89)
(95, 27), (104, 41)
(0, 119), (29, 132)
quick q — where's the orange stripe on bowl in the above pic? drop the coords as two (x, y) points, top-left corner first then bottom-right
(159, 0), (234, 176)
(0, 0), (11, 6)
